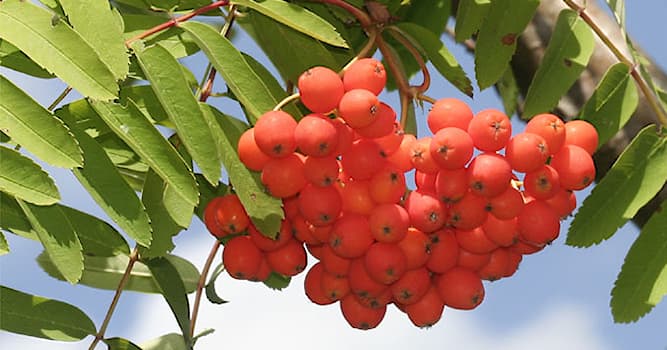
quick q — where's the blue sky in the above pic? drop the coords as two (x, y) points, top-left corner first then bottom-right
(1, 1), (666, 349)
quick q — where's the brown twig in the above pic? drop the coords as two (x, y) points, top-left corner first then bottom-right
(385, 26), (431, 93)
(189, 240), (222, 337)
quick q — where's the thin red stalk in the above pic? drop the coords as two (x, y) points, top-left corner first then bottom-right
(306, 0), (371, 27)
(190, 240), (222, 337)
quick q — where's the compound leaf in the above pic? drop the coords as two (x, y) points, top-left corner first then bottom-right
(0, 146), (60, 206)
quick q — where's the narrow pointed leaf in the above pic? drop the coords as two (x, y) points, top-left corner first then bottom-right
(0, 286), (96, 341)
(119, 85), (172, 127)
(231, 0), (348, 48)
(104, 337), (143, 350)
(70, 128), (152, 247)
(497, 68), (520, 116)
(201, 104), (283, 236)
(122, 14), (199, 59)
(0, 146), (60, 205)
(0, 76), (83, 168)
(17, 199), (83, 284)
(0, 40), (53, 78)
(37, 252), (200, 293)
(205, 262), (228, 304)
(59, 0), (129, 80)
(475, 0), (539, 90)
(454, 0), (491, 42)
(133, 42), (220, 185)
(145, 257), (192, 347)
(567, 126), (667, 247)
(90, 100), (199, 206)
(1, 192), (130, 256)
(240, 11), (343, 88)
(181, 21), (286, 123)
(0, 231), (8, 255)
(96, 134), (150, 173)
(242, 53), (302, 118)
(606, 0), (626, 29)
(522, 9), (595, 118)
(140, 170), (183, 259)
(0, 0), (118, 100)
(140, 333), (187, 350)
(611, 201), (667, 323)
(55, 98), (111, 138)
(395, 23), (473, 97)
(581, 63), (638, 147)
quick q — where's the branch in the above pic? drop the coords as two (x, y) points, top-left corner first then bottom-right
(190, 240), (222, 337)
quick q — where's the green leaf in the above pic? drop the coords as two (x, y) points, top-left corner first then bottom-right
(0, 40), (54, 78)
(474, 0), (539, 90)
(454, 0), (491, 42)
(96, 133), (149, 173)
(201, 104), (284, 236)
(0, 75), (83, 168)
(140, 170), (183, 259)
(580, 63), (638, 147)
(122, 14), (200, 59)
(181, 22), (286, 124)
(90, 100), (199, 207)
(263, 271), (291, 290)
(0, 146), (60, 205)
(140, 333), (187, 350)
(133, 42), (221, 186)
(497, 67), (520, 117)
(606, 0), (626, 29)
(232, 0), (348, 48)
(0, 286), (96, 341)
(38, 252), (200, 293)
(104, 337), (143, 350)
(404, 99), (418, 137)
(145, 257), (192, 347)
(17, 199), (84, 283)
(1, 192), (130, 256)
(205, 262), (228, 304)
(242, 53), (302, 118)
(59, 0), (129, 80)
(522, 9), (595, 118)
(567, 126), (667, 247)
(119, 85), (173, 127)
(395, 23), (473, 97)
(240, 10), (343, 87)
(0, 231), (9, 255)
(611, 200), (667, 323)
(0, 0), (118, 100)
(55, 98), (111, 138)
(70, 128), (152, 247)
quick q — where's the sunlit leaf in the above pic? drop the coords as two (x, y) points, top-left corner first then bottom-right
(475, 0), (539, 90)
(497, 68), (520, 116)
(581, 63), (638, 147)
(522, 9), (595, 118)
(611, 201), (667, 323)
(0, 75), (83, 168)
(454, 0), (491, 42)
(55, 98), (111, 138)
(0, 231), (8, 255)
(242, 53), (302, 118)
(232, 0), (347, 48)
(119, 85), (172, 127)
(606, 0), (626, 29)
(38, 252), (200, 293)
(0, 146), (60, 206)
(90, 100), (199, 207)
(145, 257), (192, 347)
(201, 104), (283, 237)
(70, 128), (152, 247)
(567, 126), (667, 247)
(181, 21), (289, 124)
(395, 23), (473, 97)
(0, 40), (53, 78)
(0, 286), (96, 341)
(59, 0), (129, 80)
(133, 42), (220, 186)
(17, 199), (83, 284)
(0, 0), (118, 100)
(140, 333), (187, 350)
(140, 170), (183, 259)
(122, 14), (200, 59)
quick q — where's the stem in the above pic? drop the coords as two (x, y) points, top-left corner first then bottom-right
(88, 248), (139, 350)
(47, 86), (72, 111)
(375, 34), (411, 96)
(399, 92), (410, 130)
(273, 93), (301, 111)
(563, 0), (667, 127)
(124, 0), (230, 47)
(416, 94), (437, 104)
(190, 240), (222, 338)
(385, 26), (431, 93)
(198, 5), (238, 102)
(341, 28), (378, 73)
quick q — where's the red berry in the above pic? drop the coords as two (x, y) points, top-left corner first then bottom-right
(338, 89), (380, 129)
(505, 132), (550, 173)
(427, 97), (474, 133)
(343, 58), (387, 95)
(564, 119), (598, 154)
(467, 109), (512, 152)
(253, 110), (297, 158)
(294, 114), (339, 157)
(298, 66), (344, 113)
(525, 113), (566, 154)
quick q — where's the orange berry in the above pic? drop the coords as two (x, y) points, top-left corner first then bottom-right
(298, 66), (344, 113)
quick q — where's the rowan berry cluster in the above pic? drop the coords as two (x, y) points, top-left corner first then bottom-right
(203, 58), (599, 329)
